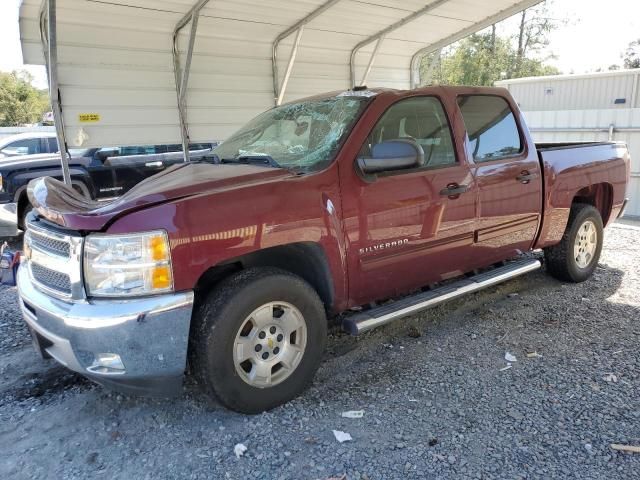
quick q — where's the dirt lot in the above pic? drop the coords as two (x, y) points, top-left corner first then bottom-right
(1, 222), (639, 480)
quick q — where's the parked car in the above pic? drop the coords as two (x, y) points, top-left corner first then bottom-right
(0, 132), (58, 158)
(17, 86), (629, 413)
(42, 112), (55, 126)
(0, 143), (215, 237)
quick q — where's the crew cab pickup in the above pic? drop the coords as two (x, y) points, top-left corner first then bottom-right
(17, 86), (630, 413)
(0, 143), (215, 237)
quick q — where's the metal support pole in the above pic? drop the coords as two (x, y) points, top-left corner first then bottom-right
(630, 71), (639, 109)
(410, 0), (544, 88)
(272, 0), (342, 105)
(350, 0), (451, 88)
(172, 0), (211, 162)
(276, 26), (304, 106)
(40, 0), (72, 186)
(359, 35), (385, 87)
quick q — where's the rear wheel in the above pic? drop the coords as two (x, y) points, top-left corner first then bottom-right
(544, 203), (603, 282)
(190, 268), (327, 413)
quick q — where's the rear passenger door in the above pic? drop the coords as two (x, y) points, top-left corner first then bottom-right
(457, 95), (543, 263)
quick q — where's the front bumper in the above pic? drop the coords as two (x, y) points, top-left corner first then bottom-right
(0, 202), (18, 238)
(17, 264), (194, 396)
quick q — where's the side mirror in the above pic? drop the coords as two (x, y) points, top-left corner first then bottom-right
(94, 148), (119, 161)
(357, 139), (424, 175)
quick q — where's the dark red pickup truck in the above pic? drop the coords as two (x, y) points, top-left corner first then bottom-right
(17, 86), (629, 413)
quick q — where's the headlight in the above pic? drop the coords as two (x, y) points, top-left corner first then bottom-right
(83, 230), (173, 297)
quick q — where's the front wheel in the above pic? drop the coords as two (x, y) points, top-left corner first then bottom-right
(544, 203), (603, 282)
(190, 268), (327, 413)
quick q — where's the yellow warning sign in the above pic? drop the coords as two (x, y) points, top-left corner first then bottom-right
(78, 113), (100, 123)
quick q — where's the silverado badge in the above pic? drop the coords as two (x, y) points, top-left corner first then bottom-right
(359, 238), (409, 255)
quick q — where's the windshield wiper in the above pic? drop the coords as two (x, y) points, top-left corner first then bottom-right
(220, 155), (282, 168)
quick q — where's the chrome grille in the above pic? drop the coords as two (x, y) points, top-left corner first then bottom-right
(26, 219), (84, 300)
(31, 263), (72, 294)
(29, 229), (70, 258)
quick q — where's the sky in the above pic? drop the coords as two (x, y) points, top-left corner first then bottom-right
(0, 0), (639, 89)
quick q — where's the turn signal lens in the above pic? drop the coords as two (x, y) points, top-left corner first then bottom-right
(151, 265), (172, 290)
(150, 234), (169, 262)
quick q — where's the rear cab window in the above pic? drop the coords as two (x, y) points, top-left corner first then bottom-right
(456, 95), (523, 162)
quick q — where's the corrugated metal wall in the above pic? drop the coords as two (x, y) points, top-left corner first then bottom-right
(497, 71), (640, 218)
(498, 71), (640, 111)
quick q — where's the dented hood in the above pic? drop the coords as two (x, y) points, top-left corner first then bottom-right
(28, 162), (291, 231)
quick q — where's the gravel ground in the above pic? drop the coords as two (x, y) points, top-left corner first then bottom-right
(1, 222), (639, 479)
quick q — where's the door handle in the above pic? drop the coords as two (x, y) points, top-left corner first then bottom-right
(145, 161), (164, 168)
(440, 183), (468, 197)
(516, 171), (537, 184)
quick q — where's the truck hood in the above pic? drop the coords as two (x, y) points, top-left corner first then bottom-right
(28, 162), (292, 231)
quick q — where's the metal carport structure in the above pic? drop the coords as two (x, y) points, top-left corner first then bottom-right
(19, 0), (542, 184)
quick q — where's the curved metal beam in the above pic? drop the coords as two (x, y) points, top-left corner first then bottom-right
(172, 0), (211, 162)
(409, 0), (544, 88)
(272, 0), (342, 105)
(349, 0), (451, 88)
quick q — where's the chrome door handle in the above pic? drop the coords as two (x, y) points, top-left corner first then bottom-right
(516, 171), (536, 184)
(145, 161), (163, 168)
(440, 184), (468, 197)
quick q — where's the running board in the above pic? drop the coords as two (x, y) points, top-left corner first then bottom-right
(342, 258), (541, 335)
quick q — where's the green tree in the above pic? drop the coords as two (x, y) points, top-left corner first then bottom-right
(419, 3), (562, 86)
(0, 70), (50, 126)
(422, 32), (559, 87)
(623, 39), (640, 69)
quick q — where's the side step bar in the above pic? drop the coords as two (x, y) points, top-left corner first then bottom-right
(342, 258), (541, 335)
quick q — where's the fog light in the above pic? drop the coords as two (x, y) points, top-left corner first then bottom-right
(87, 353), (126, 375)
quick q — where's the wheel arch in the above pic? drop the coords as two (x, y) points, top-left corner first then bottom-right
(572, 182), (613, 226)
(193, 242), (336, 314)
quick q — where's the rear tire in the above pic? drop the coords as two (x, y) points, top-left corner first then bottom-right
(544, 203), (603, 282)
(190, 267), (327, 413)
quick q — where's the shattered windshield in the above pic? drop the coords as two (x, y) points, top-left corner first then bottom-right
(212, 96), (370, 173)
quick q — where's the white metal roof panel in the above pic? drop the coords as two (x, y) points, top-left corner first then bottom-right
(20, 0), (542, 148)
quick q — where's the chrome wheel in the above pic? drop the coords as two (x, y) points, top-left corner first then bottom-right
(574, 220), (598, 269)
(233, 302), (307, 388)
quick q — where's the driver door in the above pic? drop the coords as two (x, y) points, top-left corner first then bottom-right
(341, 96), (477, 305)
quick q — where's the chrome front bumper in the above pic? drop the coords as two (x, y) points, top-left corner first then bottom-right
(17, 264), (194, 395)
(0, 202), (18, 237)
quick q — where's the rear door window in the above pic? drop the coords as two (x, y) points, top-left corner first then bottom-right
(457, 95), (523, 162)
(46, 137), (59, 153)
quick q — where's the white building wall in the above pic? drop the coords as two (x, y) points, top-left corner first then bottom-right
(0, 126), (56, 141)
(497, 70), (640, 111)
(497, 71), (640, 218)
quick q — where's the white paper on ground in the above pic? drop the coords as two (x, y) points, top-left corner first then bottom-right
(332, 430), (353, 443)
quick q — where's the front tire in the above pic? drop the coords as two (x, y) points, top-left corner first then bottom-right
(544, 203), (603, 282)
(190, 268), (327, 413)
